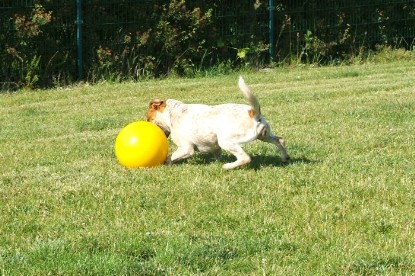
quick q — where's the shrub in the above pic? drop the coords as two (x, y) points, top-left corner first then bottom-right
(0, 0), (413, 89)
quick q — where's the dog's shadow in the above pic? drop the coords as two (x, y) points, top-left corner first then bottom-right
(249, 155), (317, 170)
(178, 153), (317, 170)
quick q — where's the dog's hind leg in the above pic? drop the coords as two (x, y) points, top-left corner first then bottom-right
(218, 141), (251, 169)
(259, 134), (290, 162)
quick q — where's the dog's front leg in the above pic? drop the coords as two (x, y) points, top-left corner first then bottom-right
(169, 144), (195, 164)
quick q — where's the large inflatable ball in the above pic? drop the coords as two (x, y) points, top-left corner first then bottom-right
(115, 121), (168, 168)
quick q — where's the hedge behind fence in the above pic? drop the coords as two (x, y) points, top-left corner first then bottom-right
(1, 0), (414, 89)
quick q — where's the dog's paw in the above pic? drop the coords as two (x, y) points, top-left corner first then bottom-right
(223, 160), (249, 170)
(222, 163), (236, 170)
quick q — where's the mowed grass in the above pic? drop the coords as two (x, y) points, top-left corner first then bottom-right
(1, 60), (415, 274)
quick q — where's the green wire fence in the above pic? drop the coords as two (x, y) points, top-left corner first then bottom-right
(1, 0), (414, 88)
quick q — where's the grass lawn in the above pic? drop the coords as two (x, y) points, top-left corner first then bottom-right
(1, 60), (415, 274)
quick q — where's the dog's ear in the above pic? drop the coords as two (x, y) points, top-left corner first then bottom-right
(149, 99), (165, 110)
(147, 99), (166, 122)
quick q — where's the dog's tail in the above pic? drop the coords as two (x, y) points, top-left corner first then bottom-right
(238, 76), (261, 119)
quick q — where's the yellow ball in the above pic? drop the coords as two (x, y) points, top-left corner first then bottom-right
(115, 121), (168, 168)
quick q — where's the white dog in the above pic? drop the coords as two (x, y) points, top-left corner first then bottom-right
(146, 76), (290, 169)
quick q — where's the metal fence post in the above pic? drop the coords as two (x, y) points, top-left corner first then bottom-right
(269, 0), (275, 62)
(75, 0), (83, 80)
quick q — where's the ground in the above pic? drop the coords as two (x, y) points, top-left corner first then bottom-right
(1, 60), (415, 274)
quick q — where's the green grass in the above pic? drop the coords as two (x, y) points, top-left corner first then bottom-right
(1, 60), (415, 274)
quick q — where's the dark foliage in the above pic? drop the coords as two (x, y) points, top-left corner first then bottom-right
(1, 0), (414, 89)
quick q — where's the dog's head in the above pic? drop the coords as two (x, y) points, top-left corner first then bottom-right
(147, 99), (171, 137)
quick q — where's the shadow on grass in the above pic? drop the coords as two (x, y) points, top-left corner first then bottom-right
(169, 152), (318, 170)
(249, 155), (318, 170)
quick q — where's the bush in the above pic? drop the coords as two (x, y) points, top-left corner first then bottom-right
(87, 0), (214, 80)
(0, 0), (414, 89)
